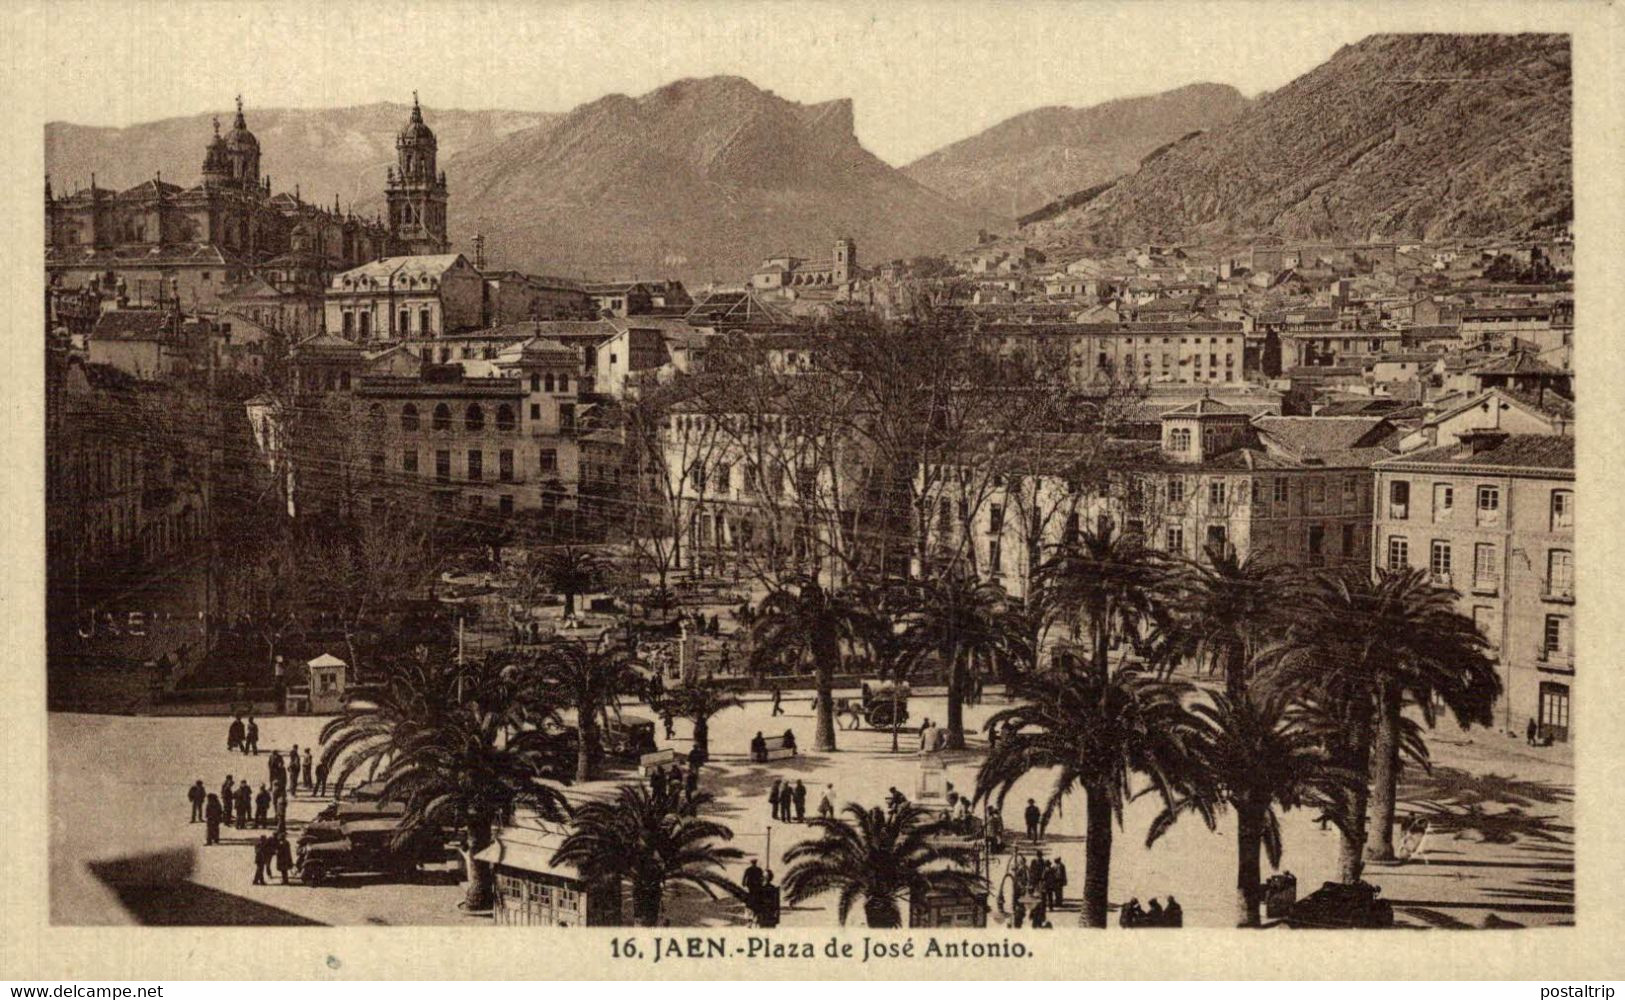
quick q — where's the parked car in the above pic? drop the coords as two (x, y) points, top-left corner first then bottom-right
(297, 816), (446, 887)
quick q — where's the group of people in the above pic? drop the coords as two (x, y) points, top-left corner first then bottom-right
(1525, 718), (1557, 747)
(225, 715), (261, 755)
(251, 831), (296, 885)
(649, 762), (701, 809)
(740, 859), (781, 927)
(765, 778), (810, 822)
(1005, 852), (1067, 928)
(1119, 895), (1183, 928)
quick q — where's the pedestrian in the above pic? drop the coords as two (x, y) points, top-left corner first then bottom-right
(234, 780), (252, 829)
(252, 835), (271, 885)
(227, 716), (244, 752)
(1024, 798), (1041, 843)
(1164, 895), (1183, 927)
(220, 776), (235, 826)
(255, 784), (271, 828)
(1527, 718), (1538, 745)
(1145, 898), (1164, 926)
(274, 832), (293, 884)
(188, 779), (206, 823)
(245, 716), (259, 755)
(751, 731), (767, 764)
(818, 784), (834, 820)
(288, 745), (300, 790)
(1053, 858), (1068, 907)
(204, 793), (222, 845)
(793, 780), (807, 822)
(662, 708), (676, 741)
(743, 859), (765, 897)
(651, 765), (667, 801)
(268, 750), (285, 790)
(768, 779), (783, 821)
(770, 684), (783, 717)
(302, 749), (313, 793)
(314, 758), (329, 798)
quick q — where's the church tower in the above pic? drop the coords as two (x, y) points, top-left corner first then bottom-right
(222, 96), (262, 194)
(385, 92), (449, 255)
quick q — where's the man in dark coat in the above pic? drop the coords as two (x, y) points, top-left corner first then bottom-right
(1052, 858), (1068, 907)
(743, 859), (765, 896)
(220, 777), (235, 825)
(227, 716), (244, 752)
(301, 749), (314, 792)
(245, 717), (260, 755)
(274, 833), (293, 884)
(188, 780), (206, 823)
(204, 793), (223, 845)
(287, 745), (300, 790)
(314, 759), (329, 798)
(234, 780), (253, 829)
(1024, 798), (1041, 843)
(792, 780), (807, 822)
(255, 784), (271, 828)
(252, 835), (271, 885)
(268, 750), (285, 790)
(770, 684), (783, 717)
(768, 779), (783, 821)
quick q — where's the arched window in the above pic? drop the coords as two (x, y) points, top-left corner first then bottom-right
(466, 403), (484, 431)
(433, 403), (451, 431)
(544, 373), (555, 392)
(401, 404), (419, 431)
(530, 374), (540, 391)
(495, 404), (515, 431)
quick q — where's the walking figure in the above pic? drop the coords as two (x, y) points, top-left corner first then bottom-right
(770, 684), (784, 717)
(204, 793), (222, 845)
(245, 716), (259, 755)
(793, 780), (807, 822)
(188, 780), (206, 823)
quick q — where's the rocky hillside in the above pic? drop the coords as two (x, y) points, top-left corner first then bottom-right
(432, 76), (995, 282)
(903, 83), (1250, 220)
(1025, 34), (1572, 250)
(47, 103), (558, 213)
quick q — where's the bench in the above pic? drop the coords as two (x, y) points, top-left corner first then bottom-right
(752, 734), (797, 762)
(639, 749), (680, 775)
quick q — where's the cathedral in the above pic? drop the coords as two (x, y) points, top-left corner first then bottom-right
(45, 96), (451, 330)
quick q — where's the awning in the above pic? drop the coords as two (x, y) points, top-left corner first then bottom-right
(474, 838), (582, 882)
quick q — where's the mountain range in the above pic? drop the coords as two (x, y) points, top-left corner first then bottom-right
(901, 83), (1251, 221)
(1022, 33), (1573, 251)
(44, 33), (1573, 281)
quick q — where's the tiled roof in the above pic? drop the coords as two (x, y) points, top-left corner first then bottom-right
(1473, 351), (1564, 377)
(1380, 433), (1574, 472)
(333, 254), (466, 286)
(89, 309), (175, 342)
(47, 242), (245, 267)
(1253, 416), (1394, 456)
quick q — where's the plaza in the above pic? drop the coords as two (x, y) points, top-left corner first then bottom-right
(49, 687), (1573, 928)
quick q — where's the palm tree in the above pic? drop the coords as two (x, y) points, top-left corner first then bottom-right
(1035, 520), (1172, 680)
(552, 783), (744, 926)
(372, 702), (573, 911)
(781, 802), (984, 927)
(975, 663), (1206, 928)
(662, 682), (743, 762)
(1152, 688), (1361, 926)
(1167, 543), (1293, 700)
(539, 546), (603, 618)
(318, 650), (572, 911)
(896, 568), (1023, 749)
(749, 576), (875, 751)
(1263, 567), (1500, 878)
(516, 638), (639, 782)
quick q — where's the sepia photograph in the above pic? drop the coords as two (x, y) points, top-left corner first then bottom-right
(8, 0), (1621, 980)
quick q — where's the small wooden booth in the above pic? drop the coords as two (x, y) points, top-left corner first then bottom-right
(479, 822), (620, 927)
(305, 653), (349, 713)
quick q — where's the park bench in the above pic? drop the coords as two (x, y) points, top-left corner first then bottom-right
(753, 734), (797, 762)
(639, 749), (681, 775)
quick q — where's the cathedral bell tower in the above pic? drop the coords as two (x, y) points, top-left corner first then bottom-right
(385, 92), (449, 255)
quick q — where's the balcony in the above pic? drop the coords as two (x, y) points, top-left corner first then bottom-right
(1537, 644), (1575, 670)
(1542, 579), (1575, 604)
(1388, 503), (1409, 521)
(1428, 571), (1454, 589)
(1470, 574), (1500, 597)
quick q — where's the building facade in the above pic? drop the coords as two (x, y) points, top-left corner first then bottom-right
(1373, 432), (1575, 741)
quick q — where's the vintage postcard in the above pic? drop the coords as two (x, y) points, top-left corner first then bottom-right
(3, 0), (1623, 981)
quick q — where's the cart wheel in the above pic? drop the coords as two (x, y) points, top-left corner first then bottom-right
(302, 864), (326, 887)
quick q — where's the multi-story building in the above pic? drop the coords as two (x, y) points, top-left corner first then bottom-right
(986, 321), (1249, 386)
(929, 401), (1393, 601)
(1372, 432), (1575, 741)
(325, 254), (486, 342)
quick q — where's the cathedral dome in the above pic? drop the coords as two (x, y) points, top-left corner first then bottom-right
(398, 92), (436, 146)
(224, 96), (259, 152)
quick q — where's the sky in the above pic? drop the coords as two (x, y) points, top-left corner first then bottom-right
(34, 0), (1394, 165)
